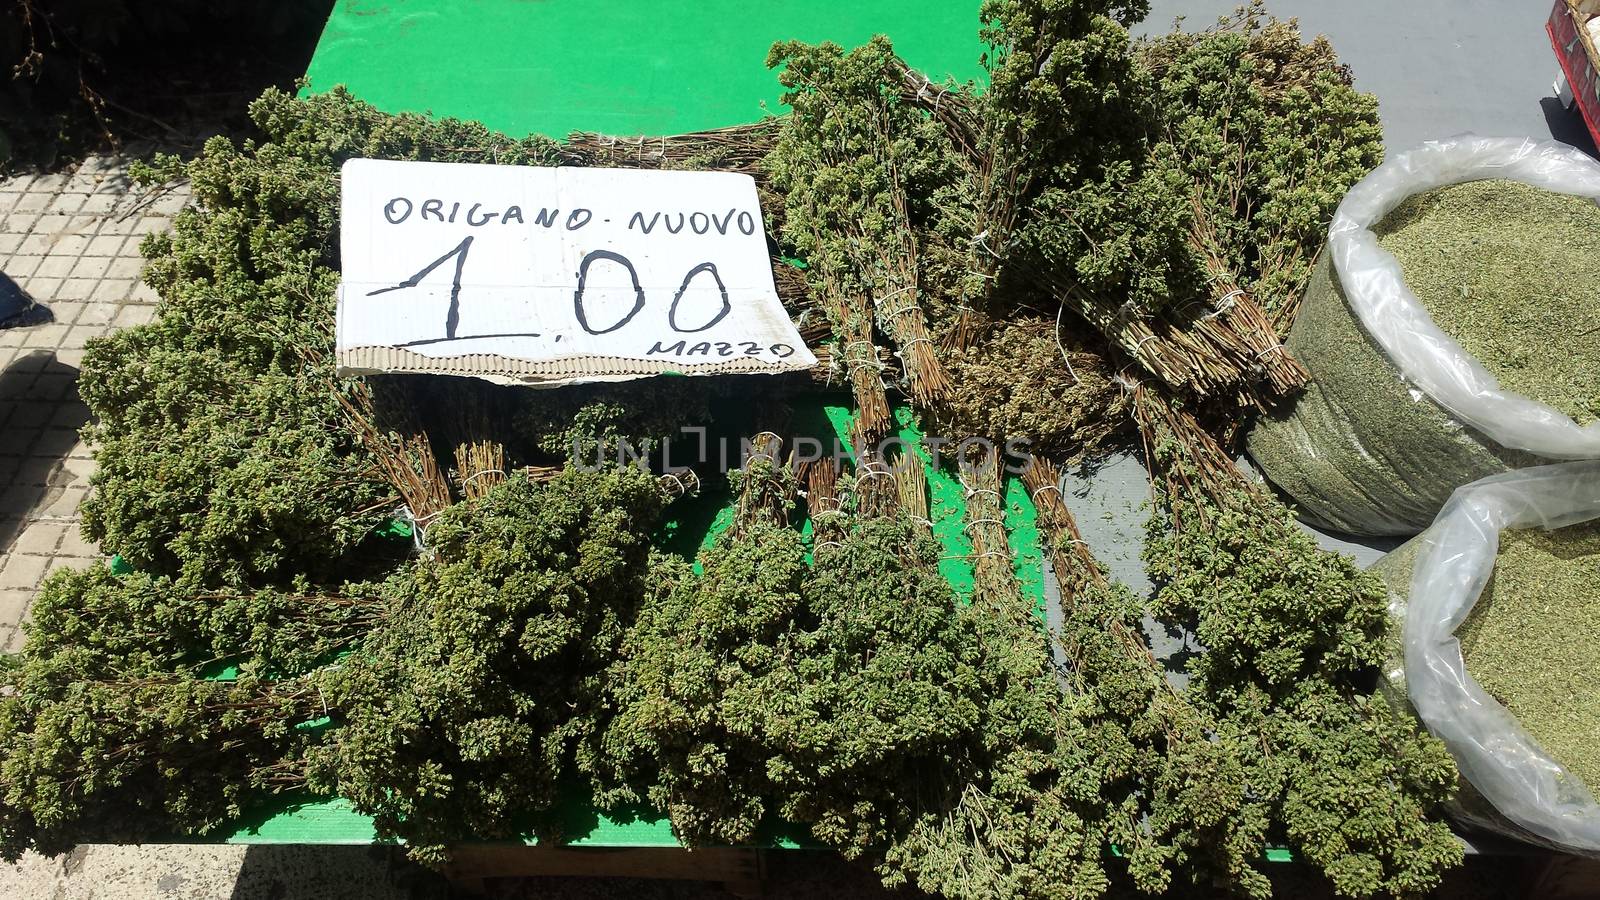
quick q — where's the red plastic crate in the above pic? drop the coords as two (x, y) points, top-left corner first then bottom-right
(1550, 0), (1600, 147)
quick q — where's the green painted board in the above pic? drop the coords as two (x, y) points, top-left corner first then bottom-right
(228, 795), (681, 848)
(303, 0), (988, 140)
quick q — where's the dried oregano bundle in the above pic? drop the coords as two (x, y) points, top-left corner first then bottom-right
(1023, 458), (1252, 897)
(0, 662), (321, 861)
(765, 37), (959, 413)
(597, 443), (808, 844)
(24, 565), (386, 678)
(883, 446), (1111, 900)
(311, 467), (666, 866)
(767, 496), (987, 867)
(79, 86), (564, 587)
(937, 316), (1129, 460)
(1140, 393), (1462, 898)
(961, 0), (1194, 321)
(1137, 1), (1385, 323)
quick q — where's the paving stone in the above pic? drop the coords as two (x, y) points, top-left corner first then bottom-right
(79, 155), (126, 176)
(5, 212), (41, 234)
(19, 324), (67, 349)
(32, 214), (70, 236)
(4, 351), (49, 372)
(92, 176), (131, 196)
(62, 325), (105, 349)
(9, 193), (46, 213)
(9, 402), (54, 430)
(34, 427), (83, 457)
(69, 256), (111, 279)
(80, 194), (119, 215)
(0, 553), (49, 590)
(105, 257), (143, 280)
(86, 233), (127, 256)
(10, 522), (65, 556)
(91, 279), (136, 303)
(48, 301), (85, 325)
(128, 282), (159, 305)
(0, 429), (39, 456)
(57, 278), (97, 301)
(15, 233), (53, 255)
(53, 456), (95, 486)
(56, 527), (100, 559)
(131, 215), (173, 236)
(97, 215), (141, 236)
(0, 589), (31, 624)
(5, 255), (41, 278)
(49, 403), (90, 429)
(113, 305), (157, 327)
(150, 192), (188, 215)
(40, 486), (88, 519)
(20, 277), (62, 303)
(13, 457), (58, 487)
(49, 235), (92, 257)
(33, 255), (76, 279)
(47, 194), (86, 215)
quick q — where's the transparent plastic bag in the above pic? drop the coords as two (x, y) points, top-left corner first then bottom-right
(1249, 136), (1600, 536)
(1377, 462), (1600, 854)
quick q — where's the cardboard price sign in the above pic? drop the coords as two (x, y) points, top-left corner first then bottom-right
(335, 158), (817, 385)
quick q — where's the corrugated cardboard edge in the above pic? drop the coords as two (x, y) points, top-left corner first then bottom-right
(337, 345), (817, 387)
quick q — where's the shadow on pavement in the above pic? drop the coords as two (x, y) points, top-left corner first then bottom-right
(1542, 95), (1600, 156)
(0, 349), (86, 554)
(229, 845), (451, 900)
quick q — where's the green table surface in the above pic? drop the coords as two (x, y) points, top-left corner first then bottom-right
(303, 0), (988, 139)
(251, 0), (1013, 848)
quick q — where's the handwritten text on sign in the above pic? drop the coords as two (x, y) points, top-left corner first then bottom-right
(335, 158), (817, 385)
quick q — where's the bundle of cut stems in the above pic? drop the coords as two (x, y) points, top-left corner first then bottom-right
(889, 63), (1024, 351)
(733, 431), (791, 532)
(801, 342), (901, 391)
(1183, 196), (1308, 398)
(335, 381), (453, 523)
(895, 453), (931, 531)
(850, 425), (900, 522)
(806, 222), (892, 440)
(498, 465), (693, 501)
(1023, 458), (1172, 683)
(802, 458), (847, 558)
(657, 467), (701, 502)
(888, 57), (980, 163)
(1022, 266), (1305, 411)
(958, 445), (1028, 620)
(897, 80), (1305, 409)
(61, 675), (323, 791)
(563, 120), (779, 178)
(1131, 384), (1260, 520)
(865, 148), (952, 407)
(453, 440), (506, 501)
(795, 307), (834, 348)
(772, 257), (811, 310)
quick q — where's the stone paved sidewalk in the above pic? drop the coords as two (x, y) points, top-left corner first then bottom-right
(0, 152), (189, 651)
